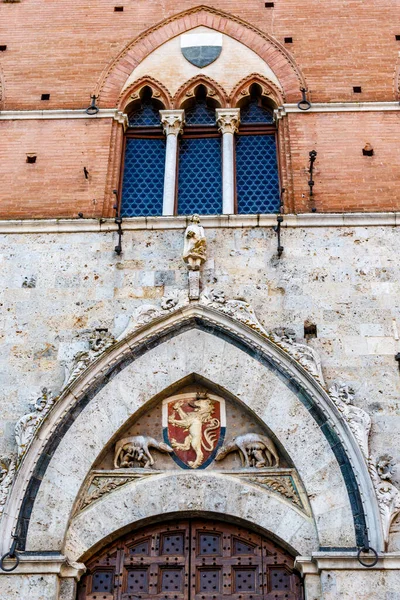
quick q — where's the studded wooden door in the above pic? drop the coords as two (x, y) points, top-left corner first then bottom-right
(77, 519), (303, 600)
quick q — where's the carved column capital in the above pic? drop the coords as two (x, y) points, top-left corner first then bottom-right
(216, 108), (240, 135)
(159, 109), (185, 136)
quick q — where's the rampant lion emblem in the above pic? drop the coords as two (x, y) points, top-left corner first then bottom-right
(163, 392), (225, 469)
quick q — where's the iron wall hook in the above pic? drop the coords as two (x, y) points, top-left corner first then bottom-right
(273, 215), (284, 258)
(85, 95), (99, 115)
(0, 534), (20, 572)
(308, 150), (317, 212)
(297, 88), (312, 111)
(113, 189), (123, 255)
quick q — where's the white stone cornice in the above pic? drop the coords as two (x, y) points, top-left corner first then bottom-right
(0, 109), (128, 124)
(275, 101), (400, 118)
(0, 212), (400, 234)
(295, 553), (400, 573)
(216, 108), (240, 134)
(0, 553), (85, 578)
(159, 109), (185, 136)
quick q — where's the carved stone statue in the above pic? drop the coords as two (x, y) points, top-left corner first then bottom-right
(168, 393), (220, 469)
(369, 455), (400, 546)
(329, 383), (371, 459)
(15, 388), (56, 459)
(216, 433), (280, 468)
(271, 328), (325, 385)
(183, 214), (207, 271)
(114, 435), (173, 469)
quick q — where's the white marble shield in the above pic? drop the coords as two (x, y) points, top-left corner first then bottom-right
(181, 32), (223, 68)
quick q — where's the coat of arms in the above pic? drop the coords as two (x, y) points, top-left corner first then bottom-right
(163, 392), (226, 469)
(180, 32), (223, 68)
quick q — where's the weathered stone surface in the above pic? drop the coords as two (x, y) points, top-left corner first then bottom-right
(0, 575), (58, 600)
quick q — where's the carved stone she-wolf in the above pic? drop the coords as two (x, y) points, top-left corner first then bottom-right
(215, 433), (279, 468)
(114, 435), (173, 469)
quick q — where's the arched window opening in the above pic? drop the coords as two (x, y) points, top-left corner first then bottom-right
(178, 86), (222, 215)
(235, 84), (280, 215)
(121, 87), (166, 217)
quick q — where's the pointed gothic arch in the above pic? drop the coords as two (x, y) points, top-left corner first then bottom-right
(173, 75), (228, 110)
(95, 6), (306, 107)
(0, 304), (384, 562)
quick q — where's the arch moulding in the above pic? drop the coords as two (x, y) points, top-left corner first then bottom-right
(0, 303), (384, 559)
(96, 5), (306, 106)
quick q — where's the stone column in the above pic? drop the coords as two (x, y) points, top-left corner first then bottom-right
(159, 109), (185, 216)
(216, 108), (240, 215)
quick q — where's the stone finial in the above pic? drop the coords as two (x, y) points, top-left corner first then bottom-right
(159, 109), (185, 136)
(369, 455), (400, 546)
(216, 108), (240, 135)
(328, 383), (371, 459)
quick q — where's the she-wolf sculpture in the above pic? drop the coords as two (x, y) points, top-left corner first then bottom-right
(215, 433), (279, 468)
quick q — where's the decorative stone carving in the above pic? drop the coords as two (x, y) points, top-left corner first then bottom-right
(369, 455), (400, 546)
(114, 435), (173, 469)
(216, 433), (279, 468)
(216, 109), (240, 135)
(15, 387), (57, 459)
(0, 455), (17, 518)
(202, 290), (268, 336)
(329, 383), (371, 458)
(244, 474), (303, 509)
(183, 214), (207, 272)
(270, 328), (325, 385)
(160, 109), (185, 137)
(168, 393), (220, 469)
(62, 328), (116, 388)
(80, 476), (131, 510)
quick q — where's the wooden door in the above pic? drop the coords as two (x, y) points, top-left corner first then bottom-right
(77, 519), (303, 600)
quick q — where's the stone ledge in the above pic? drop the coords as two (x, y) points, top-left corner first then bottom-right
(0, 212), (399, 234)
(295, 552), (400, 573)
(0, 553), (85, 578)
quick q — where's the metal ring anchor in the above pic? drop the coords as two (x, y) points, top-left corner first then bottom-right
(357, 546), (379, 568)
(85, 95), (99, 115)
(297, 88), (311, 111)
(0, 535), (20, 572)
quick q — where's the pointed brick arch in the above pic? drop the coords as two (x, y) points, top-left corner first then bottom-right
(96, 6), (306, 107)
(173, 74), (228, 109)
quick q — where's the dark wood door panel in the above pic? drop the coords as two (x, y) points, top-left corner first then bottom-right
(77, 519), (303, 600)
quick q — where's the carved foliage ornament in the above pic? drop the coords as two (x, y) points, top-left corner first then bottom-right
(0, 455), (17, 518)
(270, 327), (325, 385)
(62, 328), (116, 389)
(368, 455), (400, 546)
(328, 383), (371, 459)
(15, 387), (57, 459)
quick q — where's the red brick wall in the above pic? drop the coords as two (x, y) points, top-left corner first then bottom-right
(0, 1), (399, 217)
(0, 119), (113, 218)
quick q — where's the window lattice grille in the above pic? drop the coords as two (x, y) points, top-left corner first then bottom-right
(236, 135), (280, 214)
(240, 102), (274, 124)
(185, 101), (216, 125)
(178, 137), (222, 215)
(128, 101), (162, 127)
(121, 137), (165, 217)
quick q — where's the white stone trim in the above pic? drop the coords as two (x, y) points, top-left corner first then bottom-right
(160, 110), (185, 216)
(216, 108), (240, 215)
(275, 101), (400, 118)
(0, 554), (85, 578)
(295, 552), (400, 573)
(0, 109), (128, 125)
(0, 212), (400, 234)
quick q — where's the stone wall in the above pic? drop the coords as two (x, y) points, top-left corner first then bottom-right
(1, 223), (399, 467)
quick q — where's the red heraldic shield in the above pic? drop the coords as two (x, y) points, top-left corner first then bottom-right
(163, 393), (226, 469)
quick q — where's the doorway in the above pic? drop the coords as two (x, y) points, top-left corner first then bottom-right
(77, 518), (303, 600)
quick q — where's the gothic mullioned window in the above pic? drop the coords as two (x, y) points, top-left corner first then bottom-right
(120, 83), (281, 217)
(121, 87), (166, 217)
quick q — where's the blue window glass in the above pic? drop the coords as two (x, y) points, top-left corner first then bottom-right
(121, 137), (165, 217)
(128, 100), (161, 127)
(185, 100), (216, 125)
(236, 135), (280, 214)
(240, 102), (274, 124)
(178, 137), (222, 215)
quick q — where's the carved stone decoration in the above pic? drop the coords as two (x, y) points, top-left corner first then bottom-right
(163, 392), (226, 470)
(160, 110), (185, 136)
(270, 328), (325, 385)
(215, 433), (279, 468)
(114, 435), (173, 469)
(0, 455), (17, 519)
(80, 476), (131, 510)
(201, 290), (268, 337)
(15, 388), (57, 459)
(216, 109), (241, 135)
(329, 383), (371, 459)
(245, 474), (303, 509)
(62, 328), (116, 388)
(183, 214), (207, 271)
(369, 455), (400, 546)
